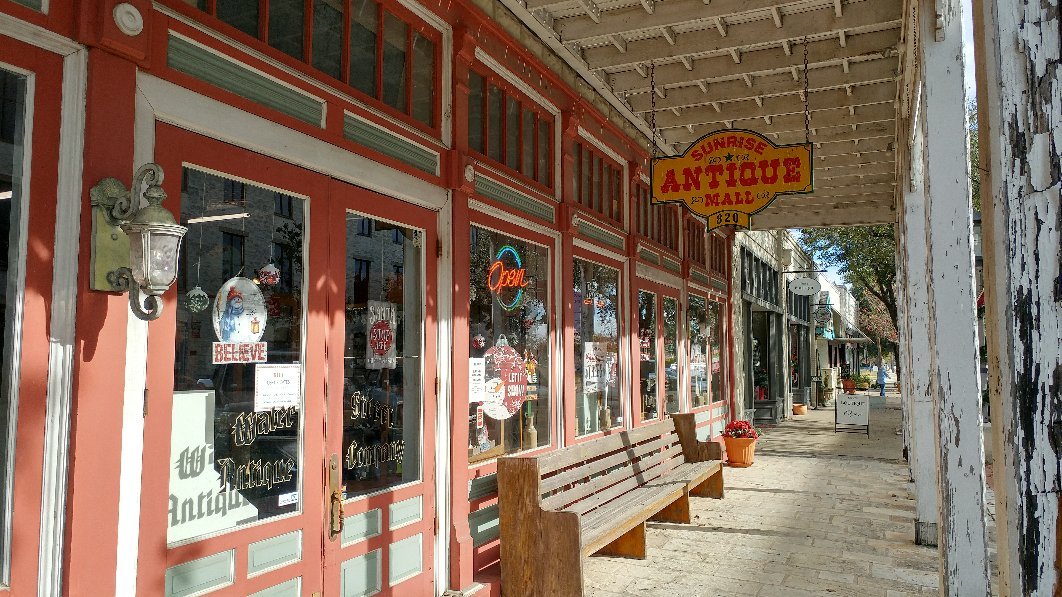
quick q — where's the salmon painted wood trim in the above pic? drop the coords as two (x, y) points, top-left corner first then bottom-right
(0, 16), (86, 596)
(135, 72), (448, 210)
(634, 262), (682, 291)
(497, 414), (722, 597)
(152, 0), (454, 148)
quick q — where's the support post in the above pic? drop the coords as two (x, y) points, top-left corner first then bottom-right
(897, 122), (940, 546)
(973, 0), (1062, 594)
(919, 0), (991, 593)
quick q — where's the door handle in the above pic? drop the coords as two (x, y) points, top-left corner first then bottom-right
(327, 454), (344, 541)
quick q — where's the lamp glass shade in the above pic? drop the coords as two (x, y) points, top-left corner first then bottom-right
(126, 222), (188, 295)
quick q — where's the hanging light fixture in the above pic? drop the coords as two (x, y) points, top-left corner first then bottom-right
(90, 163), (188, 321)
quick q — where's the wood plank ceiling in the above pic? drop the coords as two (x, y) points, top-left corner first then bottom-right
(508, 0), (903, 229)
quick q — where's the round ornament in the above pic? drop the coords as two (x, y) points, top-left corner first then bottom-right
(185, 286), (210, 313)
(212, 277), (268, 342)
(258, 263), (281, 286)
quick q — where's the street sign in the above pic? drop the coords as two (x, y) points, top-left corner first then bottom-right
(651, 129), (813, 231)
(790, 276), (821, 296)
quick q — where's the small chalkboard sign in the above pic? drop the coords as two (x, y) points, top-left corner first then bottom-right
(835, 393), (870, 436)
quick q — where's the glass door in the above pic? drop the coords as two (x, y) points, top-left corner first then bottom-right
(143, 124), (437, 597)
(321, 179), (437, 597)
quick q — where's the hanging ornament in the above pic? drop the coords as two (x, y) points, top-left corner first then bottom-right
(186, 286), (210, 313)
(258, 262), (281, 286)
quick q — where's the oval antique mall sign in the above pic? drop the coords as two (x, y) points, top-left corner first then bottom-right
(651, 129), (813, 231)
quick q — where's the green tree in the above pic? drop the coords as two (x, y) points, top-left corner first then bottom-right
(798, 225), (898, 338)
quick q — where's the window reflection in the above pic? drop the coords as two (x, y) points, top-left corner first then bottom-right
(342, 215), (422, 497)
(467, 228), (552, 463)
(637, 291), (657, 421)
(688, 295), (710, 408)
(0, 68), (26, 574)
(170, 168), (306, 545)
(662, 297), (679, 414)
(574, 259), (621, 435)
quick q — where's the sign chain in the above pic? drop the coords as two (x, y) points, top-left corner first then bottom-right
(803, 36), (811, 145)
(649, 60), (658, 159)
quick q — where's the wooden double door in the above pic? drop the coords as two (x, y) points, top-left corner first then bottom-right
(140, 124), (439, 597)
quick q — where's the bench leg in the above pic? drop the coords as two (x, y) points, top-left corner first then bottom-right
(691, 467), (724, 499)
(649, 490), (691, 523)
(596, 521), (647, 559)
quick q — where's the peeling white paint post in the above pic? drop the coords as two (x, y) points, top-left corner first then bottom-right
(898, 119), (940, 546)
(918, 0), (991, 593)
(973, 0), (1062, 594)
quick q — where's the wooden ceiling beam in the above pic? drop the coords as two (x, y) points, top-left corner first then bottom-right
(554, 0), (825, 42)
(581, 1), (903, 71)
(610, 29), (899, 93)
(795, 184), (896, 198)
(772, 194), (895, 209)
(811, 136), (894, 157)
(673, 114), (894, 147)
(659, 97), (896, 136)
(628, 57), (896, 113)
(751, 206), (897, 229)
(814, 149), (894, 167)
(652, 81), (894, 129)
(817, 160), (896, 178)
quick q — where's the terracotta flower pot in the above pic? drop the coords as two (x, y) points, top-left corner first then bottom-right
(793, 403), (808, 415)
(723, 436), (757, 467)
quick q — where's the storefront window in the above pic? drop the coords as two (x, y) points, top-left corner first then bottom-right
(342, 215), (423, 497)
(170, 168), (306, 545)
(688, 295), (709, 408)
(709, 300), (726, 404)
(662, 297), (679, 413)
(467, 227), (551, 463)
(574, 258), (621, 435)
(0, 68), (26, 578)
(637, 291), (657, 421)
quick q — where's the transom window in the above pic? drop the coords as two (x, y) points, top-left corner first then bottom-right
(182, 0), (439, 129)
(634, 183), (677, 251)
(575, 142), (622, 225)
(468, 69), (553, 188)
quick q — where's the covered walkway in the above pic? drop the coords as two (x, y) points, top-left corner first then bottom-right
(585, 395), (965, 597)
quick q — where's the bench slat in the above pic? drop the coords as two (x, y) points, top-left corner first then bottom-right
(536, 420), (675, 475)
(541, 441), (683, 512)
(580, 484), (686, 555)
(560, 442), (685, 516)
(540, 433), (676, 495)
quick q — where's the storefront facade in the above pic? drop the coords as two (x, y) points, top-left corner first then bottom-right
(0, 1), (734, 596)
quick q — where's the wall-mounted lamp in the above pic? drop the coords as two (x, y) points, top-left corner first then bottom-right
(90, 164), (188, 321)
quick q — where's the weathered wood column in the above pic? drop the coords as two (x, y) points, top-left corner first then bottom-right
(897, 119), (941, 546)
(973, 0), (1062, 594)
(919, 0), (991, 592)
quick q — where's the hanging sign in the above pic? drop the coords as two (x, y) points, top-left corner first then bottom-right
(480, 336), (528, 420)
(790, 277), (822, 296)
(651, 129), (813, 231)
(488, 245), (529, 311)
(213, 277), (267, 343)
(212, 276), (268, 364)
(365, 300), (397, 370)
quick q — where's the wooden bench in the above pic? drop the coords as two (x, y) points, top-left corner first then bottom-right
(497, 413), (724, 597)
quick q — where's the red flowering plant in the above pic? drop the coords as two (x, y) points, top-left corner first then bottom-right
(722, 420), (760, 440)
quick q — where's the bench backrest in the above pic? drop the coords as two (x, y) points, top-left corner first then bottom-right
(534, 419), (686, 516)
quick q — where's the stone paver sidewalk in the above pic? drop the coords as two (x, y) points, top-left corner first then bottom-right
(585, 394), (942, 597)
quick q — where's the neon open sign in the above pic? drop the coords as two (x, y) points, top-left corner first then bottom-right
(488, 245), (529, 310)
